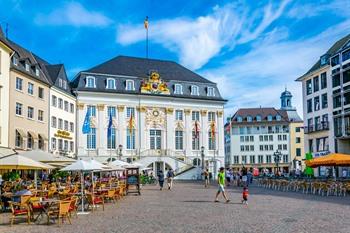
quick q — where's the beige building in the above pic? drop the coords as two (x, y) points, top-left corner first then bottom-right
(0, 28), (13, 147)
(7, 40), (51, 151)
(289, 122), (305, 170)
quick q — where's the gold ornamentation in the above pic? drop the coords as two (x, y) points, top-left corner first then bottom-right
(136, 106), (147, 112)
(54, 130), (72, 140)
(184, 109), (191, 115)
(217, 111), (223, 117)
(140, 71), (170, 95)
(200, 110), (207, 115)
(77, 103), (84, 110)
(97, 104), (105, 111)
(117, 105), (125, 112)
(166, 108), (174, 114)
(145, 108), (166, 129)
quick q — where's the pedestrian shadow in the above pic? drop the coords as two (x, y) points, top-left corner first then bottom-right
(182, 200), (242, 205)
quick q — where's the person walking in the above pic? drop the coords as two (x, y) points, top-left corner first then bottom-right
(242, 186), (249, 205)
(215, 167), (230, 203)
(203, 168), (210, 188)
(167, 168), (175, 190)
(157, 170), (165, 190)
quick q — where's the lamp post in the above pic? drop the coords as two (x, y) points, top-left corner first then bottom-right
(200, 146), (205, 169)
(273, 150), (282, 176)
(118, 144), (123, 161)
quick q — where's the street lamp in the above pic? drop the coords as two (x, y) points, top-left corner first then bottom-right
(200, 146), (205, 169)
(273, 150), (282, 176)
(118, 144), (123, 161)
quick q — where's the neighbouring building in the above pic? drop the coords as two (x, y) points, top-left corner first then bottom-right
(43, 64), (76, 158)
(225, 89), (304, 174)
(71, 56), (226, 178)
(0, 27), (13, 147)
(296, 33), (350, 176)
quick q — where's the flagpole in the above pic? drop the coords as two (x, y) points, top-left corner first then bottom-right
(145, 16), (149, 59)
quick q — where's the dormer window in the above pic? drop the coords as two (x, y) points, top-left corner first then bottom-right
(63, 80), (67, 89)
(59, 79), (63, 87)
(276, 115), (282, 121)
(207, 87), (215, 97)
(256, 115), (262, 122)
(35, 68), (39, 76)
(191, 85), (199, 95)
(237, 116), (242, 122)
(126, 80), (134, 91)
(267, 115), (273, 121)
(13, 57), (18, 66)
(247, 116), (253, 122)
(86, 76), (96, 88)
(25, 63), (30, 71)
(174, 84), (183, 94)
(106, 78), (116, 89)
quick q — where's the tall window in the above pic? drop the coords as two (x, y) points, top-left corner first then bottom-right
(70, 103), (74, 113)
(127, 129), (135, 149)
(107, 106), (116, 117)
(86, 76), (96, 88)
(126, 80), (134, 91)
(64, 101), (69, 111)
(28, 82), (34, 95)
(27, 107), (34, 119)
(64, 120), (69, 131)
(267, 115), (272, 121)
(70, 122), (74, 132)
(107, 128), (116, 149)
(175, 130), (183, 150)
(208, 132), (215, 150)
(258, 155), (263, 164)
(52, 117), (57, 128)
(38, 87), (44, 99)
(150, 130), (161, 149)
(87, 105), (96, 117)
(320, 72), (327, 89)
(35, 68), (39, 76)
(58, 98), (63, 109)
(208, 112), (216, 122)
(16, 103), (22, 115)
(52, 95), (57, 107)
(38, 110), (44, 121)
(59, 79), (63, 87)
(70, 142), (74, 152)
(15, 130), (23, 148)
(307, 99), (312, 113)
(16, 77), (23, 91)
(51, 138), (56, 150)
(207, 87), (215, 96)
(63, 80), (67, 89)
(191, 85), (199, 95)
(58, 119), (63, 129)
(192, 111), (200, 121)
(306, 79), (312, 95)
(38, 135), (44, 150)
(314, 96), (320, 111)
(27, 133), (33, 149)
(175, 110), (183, 121)
(126, 107), (135, 118)
(321, 93), (328, 109)
(87, 128), (96, 149)
(106, 78), (116, 89)
(250, 155), (255, 164)
(64, 140), (68, 151)
(58, 139), (63, 150)
(313, 76), (319, 92)
(192, 131), (199, 150)
(174, 84), (183, 94)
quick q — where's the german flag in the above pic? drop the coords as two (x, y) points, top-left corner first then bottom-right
(128, 115), (133, 134)
(210, 121), (216, 139)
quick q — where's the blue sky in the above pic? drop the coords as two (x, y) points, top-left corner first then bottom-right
(1, 0), (350, 117)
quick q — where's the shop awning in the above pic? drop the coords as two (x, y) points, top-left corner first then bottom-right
(16, 128), (26, 137)
(28, 131), (38, 140)
(305, 153), (350, 167)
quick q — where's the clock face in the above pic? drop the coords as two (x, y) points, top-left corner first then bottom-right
(153, 110), (159, 117)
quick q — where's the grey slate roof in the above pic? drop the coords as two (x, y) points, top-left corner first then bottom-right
(298, 33), (350, 80)
(72, 56), (225, 101)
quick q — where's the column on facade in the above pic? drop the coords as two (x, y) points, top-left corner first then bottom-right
(200, 110), (208, 154)
(136, 106), (146, 156)
(217, 111), (224, 159)
(184, 109), (192, 158)
(97, 104), (105, 156)
(77, 102), (86, 156)
(117, 105), (125, 149)
(166, 108), (175, 154)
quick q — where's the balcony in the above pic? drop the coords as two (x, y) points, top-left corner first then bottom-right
(304, 121), (329, 134)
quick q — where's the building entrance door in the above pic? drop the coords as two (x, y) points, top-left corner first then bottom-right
(150, 130), (161, 149)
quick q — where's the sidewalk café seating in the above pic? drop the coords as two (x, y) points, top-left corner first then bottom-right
(8, 201), (31, 226)
(104, 189), (116, 203)
(86, 192), (104, 212)
(48, 200), (72, 225)
(28, 197), (44, 220)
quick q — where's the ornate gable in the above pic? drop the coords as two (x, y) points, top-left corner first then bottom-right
(140, 71), (170, 95)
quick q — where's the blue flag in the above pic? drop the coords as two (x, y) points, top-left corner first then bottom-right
(82, 107), (91, 134)
(107, 110), (113, 138)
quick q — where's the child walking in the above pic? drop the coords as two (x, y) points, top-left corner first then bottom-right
(242, 186), (249, 205)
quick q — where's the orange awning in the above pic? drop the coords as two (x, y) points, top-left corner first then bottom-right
(305, 153), (350, 168)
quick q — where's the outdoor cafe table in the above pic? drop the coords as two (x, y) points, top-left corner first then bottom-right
(34, 198), (60, 225)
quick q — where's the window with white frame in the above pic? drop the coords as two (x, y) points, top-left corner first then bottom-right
(191, 85), (199, 95)
(276, 115), (281, 121)
(38, 110), (44, 121)
(28, 82), (34, 95)
(52, 116), (57, 128)
(87, 128), (96, 149)
(126, 80), (135, 91)
(247, 115), (253, 122)
(208, 132), (215, 150)
(58, 119), (63, 129)
(52, 95), (57, 107)
(63, 80), (67, 89)
(16, 77), (23, 91)
(25, 63), (29, 71)
(16, 102), (22, 115)
(59, 79), (63, 87)
(70, 103), (74, 113)
(35, 68), (39, 76)
(86, 76), (96, 88)
(70, 142), (74, 152)
(106, 78), (116, 89)
(267, 115), (273, 121)
(207, 87), (215, 96)
(174, 84), (183, 94)
(208, 112), (216, 122)
(192, 111), (200, 121)
(51, 138), (56, 150)
(27, 107), (34, 119)
(70, 122), (74, 132)
(13, 57), (18, 66)
(15, 130), (23, 148)
(64, 120), (68, 131)
(237, 116), (242, 122)
(256, 115), (262, 121)
(126, 107), (135, 118)
(58, 98), (63, 109)
(64, 101), (69, 111)
(175, 130), (183, 150)
(87, 105), (96, 117)
(107, 128), (116, 149)
(175, 110), (183, 121)
(127, 129), (135, 149)
(107, 106), (116, 117)
(192, 131), (199, 150)
(58, 139), (63, 150)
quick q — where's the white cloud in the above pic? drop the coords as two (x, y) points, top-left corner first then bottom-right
(35, 2), (112, 27)
(116, 1), (291, 70)
(201, 19), (350, 119)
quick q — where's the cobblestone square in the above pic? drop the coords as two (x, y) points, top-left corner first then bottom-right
(1, 181), (350, 233)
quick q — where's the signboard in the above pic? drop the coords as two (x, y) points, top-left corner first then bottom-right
(312, 151), (330, 158)
(54, 130), (72, 140)
(126, 167), (141, 195)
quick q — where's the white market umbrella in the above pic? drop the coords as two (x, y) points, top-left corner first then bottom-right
(110, 159), (131, 168)
(127, 162), (144, 168)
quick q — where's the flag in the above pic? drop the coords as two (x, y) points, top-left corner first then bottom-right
(107, 110), (113, 138)
(82, 107), (91, 134)
(194, 121), (199, 139)
(128, 114), (133, 134)
(144, 16), (149, 29)
(210, 122), (216, 139)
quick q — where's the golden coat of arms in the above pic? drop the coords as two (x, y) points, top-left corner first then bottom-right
(141, 71), (170, 95)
